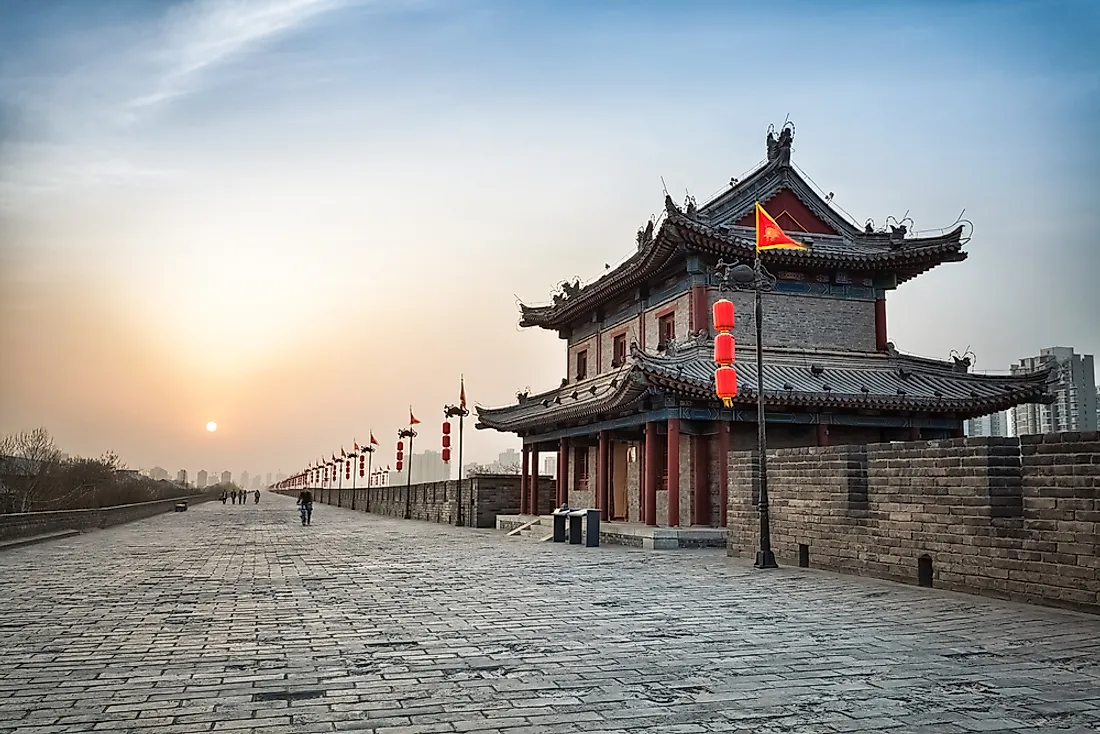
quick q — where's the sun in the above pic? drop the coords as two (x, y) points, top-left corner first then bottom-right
(206, 422), (218, 433)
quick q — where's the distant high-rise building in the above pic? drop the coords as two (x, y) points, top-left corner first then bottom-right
(276, 472), (286, 483)
(252, 475), (262, 489)
(266, 473), (273, 486)
(1011, 347), (1097, 435)
(497, 449), (520, 470)
(240, 471), (250, 489)
(965, 411), (1011, 438)
(387, 450), (450, 485)
(197, 470), (208, 489)
(149, 466), (169, 481)
(221, 470), (232, 485)
(176, 469), (188, 485)
(542, 455), (556, 479)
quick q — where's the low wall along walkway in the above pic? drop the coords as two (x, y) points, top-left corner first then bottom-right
(0, 492), (219, 544)
(279, 474), (545, 527)
(727, 433), (1099, 614)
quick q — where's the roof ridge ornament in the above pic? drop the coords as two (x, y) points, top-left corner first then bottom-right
(766, 120), (795, 167)
(636, 218), (655, 250)
(551, 278), (583, 306)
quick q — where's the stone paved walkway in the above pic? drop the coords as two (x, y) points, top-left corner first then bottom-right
(1, 493), (1098, 734)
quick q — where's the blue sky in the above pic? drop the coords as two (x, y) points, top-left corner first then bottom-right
(1, 0), (1097, 475)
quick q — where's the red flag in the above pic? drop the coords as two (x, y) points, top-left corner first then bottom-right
(756, 202), (807, 251)
(354, 441), (360, 452)
(370, 432), (379, 446)
(341, 447), (347, 457)
(460, 375), (466, 410)
(410, 409), (420, 425)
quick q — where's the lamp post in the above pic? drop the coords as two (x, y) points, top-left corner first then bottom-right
(444, 403), (470, 526)
(397, 427), (417, 519)
(715, 252), (778, 569)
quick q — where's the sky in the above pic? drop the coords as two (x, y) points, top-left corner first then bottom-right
(1, 0), (1098, 479)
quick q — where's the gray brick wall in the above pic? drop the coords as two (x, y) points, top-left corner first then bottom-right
(294, 475), (554, 527)
(0, 492), (220, 543)
(726, 433), (1100, 614)
(707, 289), (875, 352)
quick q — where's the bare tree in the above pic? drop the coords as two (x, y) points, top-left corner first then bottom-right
(0, 427), (63, 512)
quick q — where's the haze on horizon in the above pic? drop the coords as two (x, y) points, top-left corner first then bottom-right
(1, 0), (1097, 477)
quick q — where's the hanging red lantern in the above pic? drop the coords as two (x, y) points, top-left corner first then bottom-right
(442, 421), (451, 435)
(714, 333), (735, 366)
(442, 447), (451, 463)
(442, 434), (451, 448)
(397, 441), (404, 452)
(396, 450), (404, 461)
(713, 299), (735, 332)
(715, 367), (738, 407)
(396, 460), (404, 472)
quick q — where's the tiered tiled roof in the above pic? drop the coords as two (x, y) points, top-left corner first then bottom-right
(475, 344), (1052, 433)
(519, 129), (968, 331)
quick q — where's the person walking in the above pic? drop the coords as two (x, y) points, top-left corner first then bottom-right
(254, 489), (260, 504)
(220, 490), (227, 504)
(297, 488), (313, 526)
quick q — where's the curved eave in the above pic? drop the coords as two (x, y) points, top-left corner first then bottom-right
(634, 347), (1054, 420)
(475, 367), (648, 433)
(518, 224), (681, 330)
(670, 212), (967, 283)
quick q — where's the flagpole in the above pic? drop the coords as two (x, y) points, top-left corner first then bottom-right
(445, 378), (470, 527)
(337, 456), (343, 508)
(753, 249), (776, 569)
(365, 445), (373, 513)
(351, 449), (357, 511)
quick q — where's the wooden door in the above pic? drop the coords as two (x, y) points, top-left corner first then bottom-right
(611, 442), (629, 520)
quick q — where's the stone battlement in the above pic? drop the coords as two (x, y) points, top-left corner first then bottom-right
(727, 433), (1099, 614)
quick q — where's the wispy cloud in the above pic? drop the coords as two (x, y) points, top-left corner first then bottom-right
(0, 0), (360, 208)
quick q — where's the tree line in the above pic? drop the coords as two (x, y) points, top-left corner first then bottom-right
(0, 428), (208, 514)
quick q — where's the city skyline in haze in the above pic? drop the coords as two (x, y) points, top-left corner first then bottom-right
(2, 0), (1098, 473)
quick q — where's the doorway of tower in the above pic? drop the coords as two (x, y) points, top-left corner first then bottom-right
(611, 441), (629, 520)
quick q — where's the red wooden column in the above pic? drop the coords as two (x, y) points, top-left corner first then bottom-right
(667, 418), (681, 527)
(596, 431), (608, 518)
(875, 296), (888, 351)
(520, 445), (529, 514)
(531, 447), (540, 514)
(558, 438), (569, 506)
(817, 423), (830, 446)
(644, 421), (659, 526)
(717, 420), (729, 528)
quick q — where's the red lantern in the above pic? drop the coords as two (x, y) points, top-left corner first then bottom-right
(442, 434), (451, 448)
(442, 421), (451, 435)
(714, 333), (735, 366)
(715, 367), (738, 406)
(442, 447), (451, 463)
(713, 299), (735, 332)
(397, 441), (404, 451)
(396, 460), (404, 472)
(396, 450), (404, 461)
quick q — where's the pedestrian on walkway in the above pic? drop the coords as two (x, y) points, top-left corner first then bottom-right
(253, 489), (260, 504)
(297, 488), (313, 526)
(232, 489), (238, 505)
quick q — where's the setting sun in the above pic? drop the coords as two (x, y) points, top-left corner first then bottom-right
(206, 422), (217, 433)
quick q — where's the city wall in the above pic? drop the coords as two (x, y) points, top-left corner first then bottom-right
(0, 491), (220, 544)
(279, 474), (552, 527)
(727, 433), (1099, 614)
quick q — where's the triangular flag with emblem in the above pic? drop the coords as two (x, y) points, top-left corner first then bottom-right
(756, 201), (807, 251)
(370, 432), (379, 446)
(459, 375), (466, 410)
(409, 408), (420, 425)
(353, 441), (360, 452)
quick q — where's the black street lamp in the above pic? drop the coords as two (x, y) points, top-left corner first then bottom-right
(444, 403), (470, 526)
(715, 252), (778, 569)
(397, 427), (417, 519)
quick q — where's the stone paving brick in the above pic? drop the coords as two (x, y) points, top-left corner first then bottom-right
(0, 493), (1098, 733)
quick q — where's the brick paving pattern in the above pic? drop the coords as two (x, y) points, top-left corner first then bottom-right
(0, 493), (1098, 733)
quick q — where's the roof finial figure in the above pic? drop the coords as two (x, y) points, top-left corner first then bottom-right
(767, 121), (795, 166)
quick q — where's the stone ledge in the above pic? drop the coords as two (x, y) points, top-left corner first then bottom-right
(0, 529), (81, 552)
(496, 514), (727, 549)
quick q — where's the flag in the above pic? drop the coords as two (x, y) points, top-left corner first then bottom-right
(370, 432), (379, 446)
(460, 375), (466, 410)
(755, 201), (807, 251)
(354, 441), (360, 452)
(341, 447), (346, 457)
(410, 408), (420, 425)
